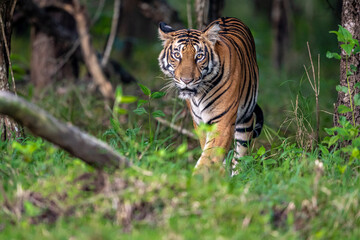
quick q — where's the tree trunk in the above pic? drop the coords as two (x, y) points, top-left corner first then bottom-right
(28, 0), (79, 88)
(0, 0), (22, 140)
(195, 0), (225, 30)
(271, 0), (291, 70)
(334, 0), (360, 127)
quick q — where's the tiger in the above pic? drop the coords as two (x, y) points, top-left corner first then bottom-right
(158, 17), (264, 175)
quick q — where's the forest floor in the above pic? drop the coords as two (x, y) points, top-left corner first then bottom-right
(0, 82), (359, 239)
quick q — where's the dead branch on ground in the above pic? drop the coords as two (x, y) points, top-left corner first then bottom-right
(0, 91), (129, 170)
(156, 117), (196, 139)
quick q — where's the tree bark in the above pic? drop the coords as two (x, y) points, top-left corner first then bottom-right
(195, 0), (225, 30)
(0, 0), (22, 140)
(271, 0), (291, 70)
(0, 91), (129, 170)
(334, 0), (360, 127)
(28, 0), (79, 88)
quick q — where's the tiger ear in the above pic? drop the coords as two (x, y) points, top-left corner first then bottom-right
(202, 23), (221, 45)
(158, 22), (174, 43)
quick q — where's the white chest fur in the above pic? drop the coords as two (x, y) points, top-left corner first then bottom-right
(189, 94), (219, 125)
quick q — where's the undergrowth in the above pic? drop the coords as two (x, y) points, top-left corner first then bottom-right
(1, 27), (360, 239)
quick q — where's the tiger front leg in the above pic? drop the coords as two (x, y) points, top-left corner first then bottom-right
(193, 123), (234, 175)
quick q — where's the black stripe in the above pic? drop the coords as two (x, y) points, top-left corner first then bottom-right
(236, 113), (253, 124)
(207, 100), (236, 124)
(201, 83), (231, 113)
(253, 104), (264, 138)
(192, 98), (199, 107)
(198, 64), (224, 103)
(236, 126), (253, 133)
(191, 107), (201, 120)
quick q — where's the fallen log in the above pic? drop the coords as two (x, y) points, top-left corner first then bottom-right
(0, 91), (129, 170)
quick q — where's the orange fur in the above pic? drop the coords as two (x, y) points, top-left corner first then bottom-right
(158, 17), (263, 174)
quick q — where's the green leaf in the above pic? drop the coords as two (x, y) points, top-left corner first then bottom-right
(338, 105), (351, 113)
(341, 43), (355, 56)
(338, 25), (353, 42)
(151, 91), (166, 99)
(354, 45), (360, 54)
(137, 99), (149, 107)
(354, 82), (360, 89)
(354, 93), (360, 106)
(176, 143), (188, 155)
(329, 30), (343, 43)
(349, 128), (359, 139)
(353, 137), (360, 147)
(347, 70), (354, 76)
(114, 107), (128, 115)
(350, 64), (357, 72)
(336, 85), (348, 93)
(24, 201), (41, 217)
(336, 127), (349, 138)
(338, 165), (347, 174)
(355, 38), (360, 47)
(324, 127), (335, 135)
(115, 86), (123, 98)
(257, 145), (266, 156)
(264, 158), (277, 165)
(326, 51), (341, 60)
(151, 110), (165, 118)
(133, 107), (147, 115)
(339, 116), (350, 127)
(121, 95), (138, 104)
(350, 148), (359, 161)
(138, 83), (151, 96)
(328, 135), (340, 147)
(318, 144), (330, 156)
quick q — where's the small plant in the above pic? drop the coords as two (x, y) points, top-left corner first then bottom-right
(327, 25), (360, 126)
(322, 116), (360, 173)
(12, 138), (44, 162)
(112, 86), (138, 119)
(322, 25), (360, 173)
(134, 84), (166, 143)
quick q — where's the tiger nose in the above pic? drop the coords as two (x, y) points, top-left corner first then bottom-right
(180, 77), (193, 84)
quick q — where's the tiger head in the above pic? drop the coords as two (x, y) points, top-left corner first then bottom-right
(158, 23), (222, 99)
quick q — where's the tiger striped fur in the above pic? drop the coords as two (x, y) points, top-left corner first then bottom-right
(158, 17), (264, 175)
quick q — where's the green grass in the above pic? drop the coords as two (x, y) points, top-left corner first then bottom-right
(1, 90), (360, 239)
(2, 1), (357, 238)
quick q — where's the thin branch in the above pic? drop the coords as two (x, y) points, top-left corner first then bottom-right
(10, 0), (17, 17)
(304, 65), (315, 91)
(307, 42), (318, 93)
(0, 15), (16, 95)
(317, 53), (320, 95)
(101, 0), (121, 68)
(90, 0), (106, 25)
(304, 42), (320, 146)
(156, 117), (197, 139)
(55, 0), (114, 101)
(49, 0), (106, 76)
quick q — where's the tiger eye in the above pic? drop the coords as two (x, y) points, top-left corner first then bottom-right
(173, 52), (181, 59)
(196, 53), (204, 60)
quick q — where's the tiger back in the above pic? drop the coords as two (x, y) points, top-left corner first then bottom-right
(158, 17), (264, 175)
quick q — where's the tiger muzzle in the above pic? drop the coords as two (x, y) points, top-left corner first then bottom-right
(180, 77), (193, 84)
